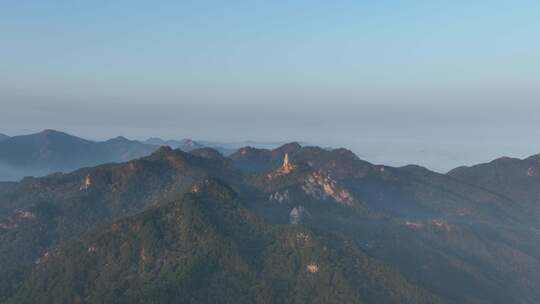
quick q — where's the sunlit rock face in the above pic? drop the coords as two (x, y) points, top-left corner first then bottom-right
(301, 172), (354, 205)
(307, 263), (320, 273)
(267, 153), (297, 179)
(281, 153), (294, 174)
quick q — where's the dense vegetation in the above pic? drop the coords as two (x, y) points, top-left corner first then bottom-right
(7, 179), (438, 304)
(2, 142), (540, 303)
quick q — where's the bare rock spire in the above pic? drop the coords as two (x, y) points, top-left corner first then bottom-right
(281, 153), (294, 174)
(267, 153), (296, 179)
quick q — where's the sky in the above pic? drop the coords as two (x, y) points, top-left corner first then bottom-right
(1, 1), (540, 171)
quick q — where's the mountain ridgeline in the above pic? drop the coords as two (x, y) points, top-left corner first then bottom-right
(1, 139), (540, 303)
(0, 130), (262, 181)
(0, 130), (158, 181)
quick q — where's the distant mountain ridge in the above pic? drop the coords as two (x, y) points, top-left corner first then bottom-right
(144, 137), (205, 151)
(0, 130), (285, 181)
(143, 137), (284, 156)
(0, 130), (158, 181)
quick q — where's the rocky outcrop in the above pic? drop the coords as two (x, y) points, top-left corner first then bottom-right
(79, 174), (92, 191)
(307, 263), (320, 273)
(267, 153), (297, 179)
(281, 153), (294, 174)
(301, 172), (354, 205)
(289, 206), (310, 224)
(269, 189), (290, 204)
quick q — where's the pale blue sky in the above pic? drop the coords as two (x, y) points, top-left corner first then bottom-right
(1, 1), (539, 170)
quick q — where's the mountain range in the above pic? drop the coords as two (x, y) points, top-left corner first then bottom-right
(144, 137), (237, 156)
(0, 130), (157, 181)
(1, 135), (540, 303)
(0, 130), (283, 181)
